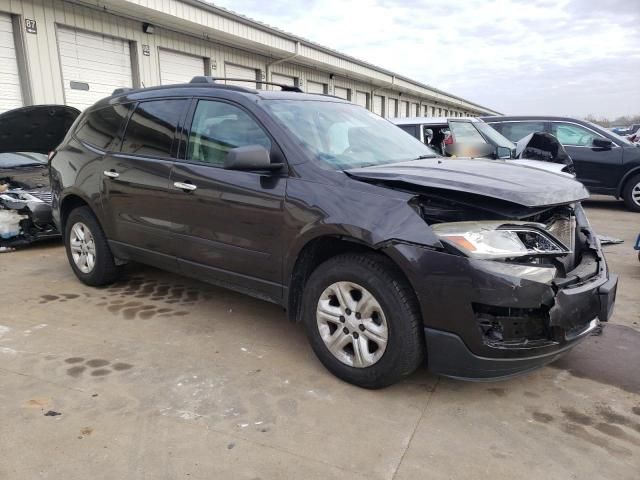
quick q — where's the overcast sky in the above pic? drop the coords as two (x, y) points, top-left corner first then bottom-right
(211, 0), (639, 118)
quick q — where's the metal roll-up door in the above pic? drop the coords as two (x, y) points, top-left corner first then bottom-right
(306, 81), (326, 94)
(0, 14), (23, 113)
(57, 27), (133, 110)
(373, 95), (383, 116)
(387, 98), (398, 118)
(355, 91), (368, 109)
(399, 101), (408, 118)
(271, 73), (296, 86)
(225, 63), (257, 88)
(334, 86), (349, 100)
(159, 49), (205, 85)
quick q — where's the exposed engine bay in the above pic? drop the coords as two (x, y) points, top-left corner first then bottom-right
(0, 105), (80, 249)
(0, 163), (58, 248)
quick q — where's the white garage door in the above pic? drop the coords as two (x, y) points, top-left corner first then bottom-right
(159, 49), (204, 85)
(0, 14), (23, 113)
(373, 95), (383, 116)
(306, 81), (326, 94)
(57, 27), (132, 110)
(334, 86), (349, 100)
(271, 73), (296, 86)
(387, 98), (397, 118)
(225, 63), (257, 88)
(355, 91), (368, 109)
(399, 101), (408, 118)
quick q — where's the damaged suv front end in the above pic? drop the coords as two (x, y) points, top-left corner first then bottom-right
(347, 159), (617, 380)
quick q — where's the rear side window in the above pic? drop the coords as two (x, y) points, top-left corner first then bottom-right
(492, 121), (546, 142)
(449, 122), (485, 143)
(75, 104), (133, 150)
(187, 100), (271, 166)
(397, 125), (419, 139)
(121, 99), (189, 158)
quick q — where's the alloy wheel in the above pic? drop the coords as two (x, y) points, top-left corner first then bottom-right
(632, 181), (640, 207)
(69, 222), (96, 274)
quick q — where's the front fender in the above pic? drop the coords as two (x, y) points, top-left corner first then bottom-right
(282, 177), (441, 282)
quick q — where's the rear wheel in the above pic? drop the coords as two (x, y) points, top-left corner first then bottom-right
(622, 174), (640, 212)
(64, 206), (120, 286)
(301, 253), (424, 388)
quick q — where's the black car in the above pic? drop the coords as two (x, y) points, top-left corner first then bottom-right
(0, 105), (80, 248)
(482, 116), (640, 211)
(46, 78), (617, 388)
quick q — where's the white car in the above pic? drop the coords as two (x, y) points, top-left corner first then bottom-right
(392, 117), (575, 178)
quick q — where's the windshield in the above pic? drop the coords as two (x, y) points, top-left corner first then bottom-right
(0, 152), (47, 168)
(263, 100), (438, 169)
(474, 121), (515, 149)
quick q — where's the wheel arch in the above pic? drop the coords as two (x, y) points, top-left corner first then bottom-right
(617, 166), (640, 197)
(59, 193), (100, 238)
(285, 234), (421, 324)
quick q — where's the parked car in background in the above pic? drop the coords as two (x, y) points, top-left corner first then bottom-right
(392, 117), (574, 176)
(48, 78), (616, 388)
(0, 105), (80, 248)
(483, 116), (640, 212)
(611, 126), (630, 136)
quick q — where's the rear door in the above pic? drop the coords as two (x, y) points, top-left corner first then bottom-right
(169, 98), (287, 302)
(100, 98), (190, 268)
(550, 121), (623, 192)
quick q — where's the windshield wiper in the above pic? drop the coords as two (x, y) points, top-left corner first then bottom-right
(414, 154), (436, 160)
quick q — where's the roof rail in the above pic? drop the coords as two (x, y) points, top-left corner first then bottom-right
(112, 87), (133, 96)
(189, 76), (304, 92)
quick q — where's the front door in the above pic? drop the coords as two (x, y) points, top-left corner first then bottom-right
(169, 98), (287, 302)
(550, 121), (623, 193)
(101, 98), (190, 269)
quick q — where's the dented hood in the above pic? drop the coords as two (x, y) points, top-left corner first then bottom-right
(346, 158), (589, 207)
(0, 105), (80, 154)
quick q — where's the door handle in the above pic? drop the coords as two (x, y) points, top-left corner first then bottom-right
(173, 181), (197, 192)
(103, 170), (120, 178)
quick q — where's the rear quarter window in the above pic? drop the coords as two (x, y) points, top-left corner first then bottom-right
(74, 104), (133, 150)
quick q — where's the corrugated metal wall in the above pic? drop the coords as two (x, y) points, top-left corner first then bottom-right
(0, 0), (483, 116)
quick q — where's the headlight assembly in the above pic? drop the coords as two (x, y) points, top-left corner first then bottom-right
(432, 221), (570, 260)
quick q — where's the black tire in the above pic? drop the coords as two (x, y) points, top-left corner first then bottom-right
(622, 174), (640, 212)
(301, 253), (424, 389)
(64, 206), (120, 286)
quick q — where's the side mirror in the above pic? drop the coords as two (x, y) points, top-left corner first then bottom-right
(592, 138), (613, 149)
(495, 146), (512, 159)
(223, 145), (283, 171)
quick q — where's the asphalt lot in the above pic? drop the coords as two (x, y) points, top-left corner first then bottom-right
(0, 196), (638, 479)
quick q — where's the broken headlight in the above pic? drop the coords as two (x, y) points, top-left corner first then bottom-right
(432, 221), (569, 261)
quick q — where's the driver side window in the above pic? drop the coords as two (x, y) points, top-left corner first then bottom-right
(551, 123), (603, 147)
(187, 100), (271, 166)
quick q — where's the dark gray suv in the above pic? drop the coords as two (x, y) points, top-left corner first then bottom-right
(47, 78), (617, 388)
(483, 116), (640, 211)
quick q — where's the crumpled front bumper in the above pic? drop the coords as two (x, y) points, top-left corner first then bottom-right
(385, 241), (618, 381)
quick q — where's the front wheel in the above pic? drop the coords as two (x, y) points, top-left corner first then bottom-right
(622, 174), (640, 212)
(301, 253), (424, 388)
(64, 206), (120, 286)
